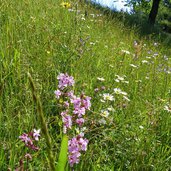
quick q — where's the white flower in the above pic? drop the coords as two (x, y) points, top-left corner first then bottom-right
(33, 129), (40, 141)
(97, 77), (105, 81)
(154, 42), (158, 46)
(164, 105), (171, 112)
(114, 88), (127, 96)
(139, 125), (144, 129)
(103, 93), (114, 101)
(121, 50), (131, 54)
(100, 110), (110, 117)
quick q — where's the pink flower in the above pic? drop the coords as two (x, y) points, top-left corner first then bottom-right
(73, 107), (86, 117)
(71, 97), (81, 109)
(82, 96), (91, 110)
(54, 89), (62, 99)
(61, 111), (72, 133)
(68, 136), (88, 167)
(19, 133), (33, 145)
(57, 73), (75, 90)
(76, 118), (85, 126)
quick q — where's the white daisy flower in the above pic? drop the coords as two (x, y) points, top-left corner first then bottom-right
(103, 93), (115, 101)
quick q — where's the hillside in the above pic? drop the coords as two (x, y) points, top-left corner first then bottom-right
(0, 0), (171, 170)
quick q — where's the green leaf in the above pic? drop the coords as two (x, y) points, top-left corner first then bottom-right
(56, 135), (68, 171)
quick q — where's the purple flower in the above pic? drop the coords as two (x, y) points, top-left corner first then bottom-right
(94, 88), (99, 92)
(73, 107), (85, 117)
(71, 97), (81, 109)
(54, 89), (62, 99)
(57, 73), (75, 90)
(82, 96), (91, 110)
(19, 133), (33, 145)
(61, 111), (72, 133)
(67, 90), (76, 99)
(78, 138), (88, 151)
(68, 136), (88, 167)
(76, 118), (85, 126)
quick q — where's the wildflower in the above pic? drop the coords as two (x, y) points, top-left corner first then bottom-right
(54, 89), (62, 99)
(57, 73), (75, 90)
(68, 136), (88, 167)
(121, 50), (131, 55)
(103, 93), (114, 101)
(61, 111), (72, 133)
(60, 2), (71, 8)
(19, 131), (39, 151)
(67, 90), (75, 99)
(164, 105), (171, 112)
(100, 110), (109, 117)
(101, 86), (106, 90)
(33, 129), (40, 141)
(139, 125), (144, 129)
(113, 88), (127, 96)
(97, 77), (105, 81)
(71, 97), (81, 109)
(19, 133), (32, 145)
(76, 118), (85, 126)
(154, 42), (158, 46)
(73, 107), (86, 117)
(94, 88), (99, 92)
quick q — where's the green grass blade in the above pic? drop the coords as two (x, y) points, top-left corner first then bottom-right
(56, 134), (68, 171)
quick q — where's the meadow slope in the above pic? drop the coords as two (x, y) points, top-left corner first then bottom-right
(0, 0), (171, 170)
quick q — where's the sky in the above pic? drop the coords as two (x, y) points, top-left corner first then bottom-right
(91, 0), (131, 12)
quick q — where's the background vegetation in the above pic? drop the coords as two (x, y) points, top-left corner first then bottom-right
(0, 0), (171, 170)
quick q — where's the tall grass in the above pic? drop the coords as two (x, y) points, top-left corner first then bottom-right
(0, 0), (171, 170)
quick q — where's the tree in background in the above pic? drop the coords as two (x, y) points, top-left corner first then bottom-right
(158, 0), (171, 32)
(148, 0), (161, 24)
(126, 0), (171, 30)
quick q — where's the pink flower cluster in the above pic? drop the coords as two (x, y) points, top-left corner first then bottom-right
(57, 73), (75, 90)
(68, 134), (88, 167)
(19, 129), (40, 151)
(55, 73), (91, 167)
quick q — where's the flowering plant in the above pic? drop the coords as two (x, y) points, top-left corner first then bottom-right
(55, 73), (90, 168)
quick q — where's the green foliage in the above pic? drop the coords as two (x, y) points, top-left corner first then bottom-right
(0, 0), (171, 170)
(56, 135), (68, 171)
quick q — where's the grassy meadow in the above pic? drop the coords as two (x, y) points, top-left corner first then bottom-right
(0, 0), (171, 170)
